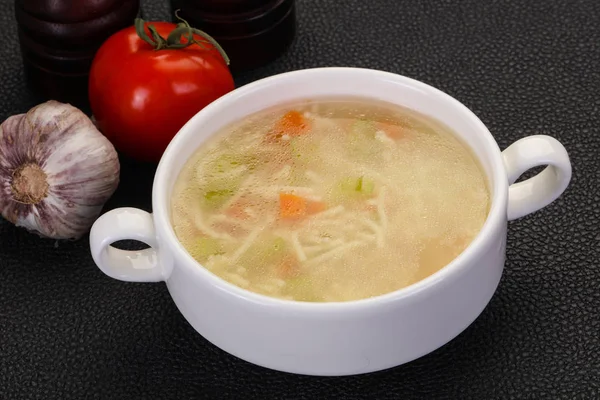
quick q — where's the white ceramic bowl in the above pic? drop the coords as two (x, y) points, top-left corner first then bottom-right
(89, 68), (571, 376)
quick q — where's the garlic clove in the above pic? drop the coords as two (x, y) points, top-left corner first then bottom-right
(0, 100), (120, 240)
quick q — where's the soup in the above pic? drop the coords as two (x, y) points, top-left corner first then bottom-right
(170, 98), (490, 302)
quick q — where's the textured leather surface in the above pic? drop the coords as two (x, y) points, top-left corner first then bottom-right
(1, 0), (599, 399)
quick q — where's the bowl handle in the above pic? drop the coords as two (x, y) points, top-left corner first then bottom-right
(501, 135), (572, 221)
(89, 207), (166, 282)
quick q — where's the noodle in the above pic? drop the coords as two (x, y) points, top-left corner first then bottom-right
(231, 224), (266, 262)
(291, 231), (307, 262)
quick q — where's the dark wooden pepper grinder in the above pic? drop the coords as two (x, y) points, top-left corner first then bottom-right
(15, 0), (140, 109)
(170, 0), (296, 72)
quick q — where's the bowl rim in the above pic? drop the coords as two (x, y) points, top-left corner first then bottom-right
(153, 67), (508, 312)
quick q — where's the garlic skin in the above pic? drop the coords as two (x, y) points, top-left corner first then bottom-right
(0, 100), (120, 240)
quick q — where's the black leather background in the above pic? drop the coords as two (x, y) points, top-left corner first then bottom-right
(1, 0), (599, 399)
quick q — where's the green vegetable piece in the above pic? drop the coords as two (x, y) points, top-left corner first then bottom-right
(212, 153), (257, 173)
(201, 164), (247, 209)
(334, 176), (376, 202)
(240, 236), (288, 268)
(272, 236), (287, 253)
(200, 151), (259, 209)
(203, 188), (234, 208)
(339, 177), (357, 192)
(214, 155), (239, 172)
(262, 236), (288, 261)
(356, 176), (364, 191)
(193, 237), (224, 260)
(355, 176), (375, 195)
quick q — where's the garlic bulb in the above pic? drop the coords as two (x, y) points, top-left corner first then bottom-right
(0, 101), (120, 240)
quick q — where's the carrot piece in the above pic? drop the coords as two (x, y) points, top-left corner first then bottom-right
(376, 121), (405, 139)
(225, 203), (249, 220)
(276, 256), (300, 279)
(306, 200), (326, 215)
(224, 198), (253, 220)
(279, 193), (326, 220)
(274, 110), (310, 137)
(279, 193), (307, 219)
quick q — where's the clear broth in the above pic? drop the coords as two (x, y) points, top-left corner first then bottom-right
(170, 97), (490, 302)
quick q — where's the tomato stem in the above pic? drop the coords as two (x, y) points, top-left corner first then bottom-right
(134, 11), (230, 65)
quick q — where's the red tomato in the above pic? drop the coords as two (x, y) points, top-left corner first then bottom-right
(89, 19), (235, 163)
